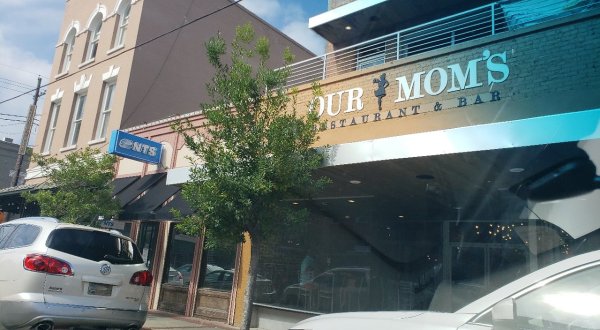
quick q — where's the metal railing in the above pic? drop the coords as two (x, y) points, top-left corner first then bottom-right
(286, 0), (600, 88)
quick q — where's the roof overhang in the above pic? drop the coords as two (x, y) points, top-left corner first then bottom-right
(309, 0), (495, 46)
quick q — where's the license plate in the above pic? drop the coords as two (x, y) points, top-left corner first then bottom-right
(88, 282), (113, 296)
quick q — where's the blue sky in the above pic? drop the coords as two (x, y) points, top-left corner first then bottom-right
(0, 0), (327, 144)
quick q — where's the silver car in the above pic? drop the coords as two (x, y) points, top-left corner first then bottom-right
(0, 217), (151, 330)
(291, 249), (600, 330)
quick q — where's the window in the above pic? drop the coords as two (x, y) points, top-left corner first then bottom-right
(0, 224), (17, 249)
(4, 225), (41, 249)
(95, 82), (115, 139)
(514, 265), (600, 329)
(42, 102), (60, 153)
(115, 1), (131, 47)
(60, 29), (76, 73)
(85, 14), (103, 61)
(67, 93), (86, 147)
(47, 228), (144, 264)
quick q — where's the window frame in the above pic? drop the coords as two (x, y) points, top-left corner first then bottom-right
(59, 29), (76, 74)
(67, 93), (87, 147)
(42, 102), (61, 154)
(95, 81), (116, 140)
(85, 15), (103, 62)
(115, 2), (131, 48)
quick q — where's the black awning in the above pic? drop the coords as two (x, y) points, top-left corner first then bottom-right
(112, 176), (140, 195)
(153, 192), (193, 219)
(119, 174), (180, 220)
(115, 173), (165, 207)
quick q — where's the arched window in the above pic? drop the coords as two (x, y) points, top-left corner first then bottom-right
(114, 0), (131, 48)
(60, 28), (76, 73)
(85, 13), (103, 61)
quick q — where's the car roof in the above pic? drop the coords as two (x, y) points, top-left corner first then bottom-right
(457, 249), (600, 314)
(3, 217), (131, 239)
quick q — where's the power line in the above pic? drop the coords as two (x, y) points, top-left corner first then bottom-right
(0, 0), (243, 107)
(0, 77), (35, 89)
(0, 63), (49, 79)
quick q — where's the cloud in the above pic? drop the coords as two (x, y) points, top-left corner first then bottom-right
(240, 0), (326, 55)
(240, 0), (282, 22)
(282, 21), (326, 55)
(0, 0), (59, 145)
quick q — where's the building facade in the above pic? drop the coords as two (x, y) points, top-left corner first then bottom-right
(27, 0), (314, 181)
(111, 0), (600, 328)
(9, 0), (600, 329)
(1, 0), (314, 325)
(156, 0), (599, 328)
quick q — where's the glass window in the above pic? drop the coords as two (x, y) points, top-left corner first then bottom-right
(514, 265), (600, 329)
(42, 102), (60, 153)
(0, 224), (17, 249)
(257, 139), (600, 314)
(95, 82), (115, 140)
(115, 2), (131, 47)
(47, 228), (144, 264)
(85, 14), (103, 61)
(137, 222), (159, 269)
(4, 224), (40, 249)
(60, 29), (76, 73)
(67, 93), (86, 147)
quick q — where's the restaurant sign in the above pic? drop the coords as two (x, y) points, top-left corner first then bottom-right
(310, 49), (510, 129)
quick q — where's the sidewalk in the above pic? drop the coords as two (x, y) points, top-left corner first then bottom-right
(142, 310), (238, 330)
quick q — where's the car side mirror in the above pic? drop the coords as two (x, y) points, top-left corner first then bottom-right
(491, 298), (517, 330)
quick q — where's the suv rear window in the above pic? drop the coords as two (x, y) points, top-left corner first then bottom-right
(47, 228), (144, 265)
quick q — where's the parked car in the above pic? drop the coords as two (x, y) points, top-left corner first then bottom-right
(167, 266), (183, 285)
(282, 267), (370, 313)
(290, 249), (600, 329)
(0, 217), (152, 330)
(203, 269), (277, 303)
(176, 263), (223, 285)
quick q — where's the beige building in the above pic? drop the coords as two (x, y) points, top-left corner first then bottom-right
(27, 0), (314, 182)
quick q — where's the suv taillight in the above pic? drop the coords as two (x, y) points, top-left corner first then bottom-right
(23, 254), (73, 276)
(130, 270), (153, 286)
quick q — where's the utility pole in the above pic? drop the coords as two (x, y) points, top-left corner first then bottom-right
(11, 77), (42, 187)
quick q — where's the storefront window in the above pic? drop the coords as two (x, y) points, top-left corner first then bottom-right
(257, 138), (600, 314)
(158, 225), (197, 314)
(137, 222), (159, 270)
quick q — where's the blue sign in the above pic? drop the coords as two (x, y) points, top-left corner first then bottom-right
(108, 130), (162, 164)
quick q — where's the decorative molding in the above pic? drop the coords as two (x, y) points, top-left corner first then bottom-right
(50, 88), (64, 102)
(102, 65), (120, 81)
(74, 74), (92, 93)
(86, 4), (108, 28)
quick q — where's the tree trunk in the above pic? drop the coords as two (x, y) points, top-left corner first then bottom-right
(240, 233), (260, 330)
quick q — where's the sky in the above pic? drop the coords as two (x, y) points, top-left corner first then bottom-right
(0, 0), (327, 146)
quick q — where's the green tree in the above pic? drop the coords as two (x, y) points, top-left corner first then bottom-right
(22, 147), (121, 226)
(172, 23), (327, 329)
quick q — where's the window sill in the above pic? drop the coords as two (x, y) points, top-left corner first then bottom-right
(54, 71), (69, 79)
(78, 58), (95, 69)
(59, 145), (77, 153)
(88, 138), (106, 146)
(107, 45), (125, 55)
(39, 151), (50, 157)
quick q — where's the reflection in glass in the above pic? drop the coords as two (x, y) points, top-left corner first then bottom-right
(257, 139), (600, 314)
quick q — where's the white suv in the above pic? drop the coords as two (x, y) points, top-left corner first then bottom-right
(0, 217), (152, 330)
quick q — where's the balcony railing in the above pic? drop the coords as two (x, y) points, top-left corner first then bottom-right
(286, 0), (600, 88)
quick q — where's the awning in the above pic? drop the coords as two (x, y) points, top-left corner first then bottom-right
(115, 173), (165, 207)
(112, 175), (140, 195)
(153, 192), (193, 219)
(119, 174), (180, 220)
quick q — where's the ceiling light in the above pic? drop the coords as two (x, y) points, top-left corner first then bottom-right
(349, 180), (361, 185)
(292, 202), (299, 205)
(509, 167), (524, 173)
(345, 25), (352, 30)
(348, 199), (355, 203)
